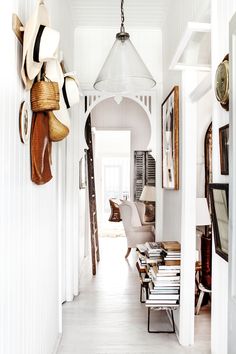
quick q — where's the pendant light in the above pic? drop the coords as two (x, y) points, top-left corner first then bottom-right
(93, 0), (156, 93)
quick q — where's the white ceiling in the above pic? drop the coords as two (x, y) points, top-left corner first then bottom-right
(68, 0), (171, 29)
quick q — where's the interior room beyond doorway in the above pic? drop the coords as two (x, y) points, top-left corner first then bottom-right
(94, 129), (131, 237)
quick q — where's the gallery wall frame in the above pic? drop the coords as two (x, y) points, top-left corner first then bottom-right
(219, 124), (229, 175)
(161, 86), (179, 190)
(209, 183), (229, 262)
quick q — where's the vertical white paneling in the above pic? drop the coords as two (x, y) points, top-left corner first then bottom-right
(0, 1), (76, 354)
(211, 1), (236, 354)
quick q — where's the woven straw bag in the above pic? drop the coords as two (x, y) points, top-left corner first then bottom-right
(48, 111), (69, 142)
(31, 74), (60, 112)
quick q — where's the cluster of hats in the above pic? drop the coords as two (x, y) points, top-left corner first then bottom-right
(21, 0), (81, 142)
(20, 0), (82, 185)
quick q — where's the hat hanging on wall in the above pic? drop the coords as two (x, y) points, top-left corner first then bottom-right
(45, 59), (64, 89)
(26, 25), (60, 81)
(62, 73), (82, 108)
(49, 87), (71, 141)
(21, 0), (60, 89)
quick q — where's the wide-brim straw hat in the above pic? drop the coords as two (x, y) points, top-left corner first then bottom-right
(45, 59), (64, 89)
(62, 73), (82, 108)
(21, 0), (60, 89)
(26, 25), (60, 81)
(21, 0), (49, 90)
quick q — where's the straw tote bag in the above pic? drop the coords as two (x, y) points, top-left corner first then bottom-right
(30, 71), (60, 112)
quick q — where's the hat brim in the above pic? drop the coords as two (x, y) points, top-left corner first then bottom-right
(53, 90), (71, 130)
(21, 1), (49, 88)
(45, 60), (64, 89)
(26, 26), (60, 80)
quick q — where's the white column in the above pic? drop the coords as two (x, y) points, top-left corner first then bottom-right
(179, 70), (197, 346)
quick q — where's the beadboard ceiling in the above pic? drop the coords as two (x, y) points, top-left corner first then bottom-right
(68, 0), (171, 28)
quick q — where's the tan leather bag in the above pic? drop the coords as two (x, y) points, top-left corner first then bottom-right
(30, 111), (53, 185)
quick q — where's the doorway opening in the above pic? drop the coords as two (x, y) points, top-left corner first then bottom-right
(94, 129), (131, 238)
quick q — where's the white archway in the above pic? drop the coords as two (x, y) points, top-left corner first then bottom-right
(78, 90), (157, 159)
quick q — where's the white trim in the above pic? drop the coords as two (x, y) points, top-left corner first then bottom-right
(51, 333), (62, 354)
(189, 73), (212, 102)
(179, 71), (198, 346)
(228, 12), (236, 352)
(169, 22), (211, 71)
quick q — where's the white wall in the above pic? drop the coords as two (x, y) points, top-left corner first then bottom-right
(162, 0), (211, 345)
(211, 1), (236, 353)
(0, 1), (76, 353)
(196, 89), (213, 197)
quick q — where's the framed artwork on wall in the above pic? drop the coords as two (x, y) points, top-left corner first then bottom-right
(219, 124), (229, 175)
(161, 86), (179, 190)
(209, 183), (229, 262)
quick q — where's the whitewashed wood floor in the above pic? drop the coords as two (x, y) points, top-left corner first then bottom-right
(57, 237), (211, 354)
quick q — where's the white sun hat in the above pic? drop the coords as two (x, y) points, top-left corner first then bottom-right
(62, 73), (82, 108)
(26, 25), (60, 81)
(53, 88), (71, 130)
(45, 59), (64, 89)
(21, 0), (60, 89)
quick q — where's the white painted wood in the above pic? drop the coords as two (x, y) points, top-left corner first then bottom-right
(0, 0), (78, 353)
(228, 11), (236, 353)
(210, 1), (236, 353)
(68, 0), (171, 28)
(189, 73), (212, 102)
(169, 22), (211, 71)
(179, 71), (198, 346)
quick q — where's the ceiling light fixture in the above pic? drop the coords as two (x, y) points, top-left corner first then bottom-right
(93, 0), (156, 93)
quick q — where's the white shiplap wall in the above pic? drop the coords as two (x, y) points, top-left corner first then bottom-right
(0, 1), (76, 354)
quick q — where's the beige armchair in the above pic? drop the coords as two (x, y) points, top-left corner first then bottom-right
(119, 201), (155, 258)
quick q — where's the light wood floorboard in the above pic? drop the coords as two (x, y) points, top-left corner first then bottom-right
(58, 237), (211, 354)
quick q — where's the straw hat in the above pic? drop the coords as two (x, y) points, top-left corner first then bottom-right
(45, 59), (64, 89)
(21, 0), (60, 89)
(62, 73), (82, 108)
(53, 89), (71, 130)
(48, 111), (69, 142)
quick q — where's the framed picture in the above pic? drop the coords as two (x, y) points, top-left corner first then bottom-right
(79, 155), (87, 189)
(209, 183), (229, 262)
(162, 86), (179, 190)
(219, 124), (229, 175)
(19, 101), (31, 144)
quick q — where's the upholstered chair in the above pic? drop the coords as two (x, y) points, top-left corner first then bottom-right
(119, 201), (155, 258)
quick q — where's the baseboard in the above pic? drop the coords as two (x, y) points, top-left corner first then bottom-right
(52, 333), (62, 354)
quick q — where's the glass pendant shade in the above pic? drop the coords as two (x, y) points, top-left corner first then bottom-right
(94, 34), (156, 93)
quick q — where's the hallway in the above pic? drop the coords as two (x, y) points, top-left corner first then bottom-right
(58, 238), (210, 354)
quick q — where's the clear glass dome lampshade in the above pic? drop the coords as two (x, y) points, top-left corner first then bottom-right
(93, 35), (156, 93)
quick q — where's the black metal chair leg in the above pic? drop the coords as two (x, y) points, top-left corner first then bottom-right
(147, 308), (176, 333)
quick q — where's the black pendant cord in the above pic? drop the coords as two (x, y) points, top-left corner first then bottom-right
(120, 0), (125, 33)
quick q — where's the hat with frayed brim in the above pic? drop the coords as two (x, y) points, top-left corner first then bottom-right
(62, 73), (82, 108)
